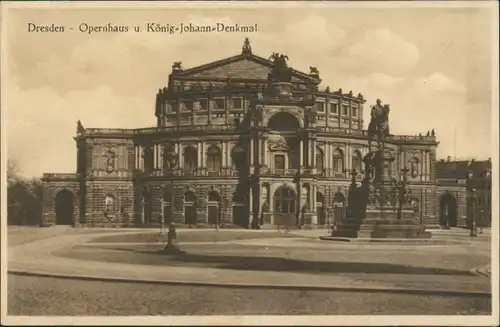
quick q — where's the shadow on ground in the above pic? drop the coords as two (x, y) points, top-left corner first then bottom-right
(88, 231), (296, 244)
(66, 245), (475, 277)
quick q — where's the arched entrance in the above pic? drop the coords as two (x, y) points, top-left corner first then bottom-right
(184, 191), (197, 225)
(440, 192), (457, 227)
(55, 189), (74, 225)
(273, 186), (296, 226)
(207, 190), (221, 225)
(333, 192), (346, 226)
(316, 191), (326, 226)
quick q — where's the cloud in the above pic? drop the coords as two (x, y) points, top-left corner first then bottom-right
(348, 73), (404, 90)
(5, 84), (155, 177)
(413, 72), (466, 94)
(339, 29), (421, 76)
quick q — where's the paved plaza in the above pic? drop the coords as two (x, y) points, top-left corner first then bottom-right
(7, 226), (492, 315)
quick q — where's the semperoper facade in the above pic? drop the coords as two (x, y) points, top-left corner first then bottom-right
(42, 39), (460, 229)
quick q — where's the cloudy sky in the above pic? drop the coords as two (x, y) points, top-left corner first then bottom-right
(3, 2), (497, 177)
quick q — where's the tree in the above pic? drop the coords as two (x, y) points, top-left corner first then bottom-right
(7, 159), (42, 225)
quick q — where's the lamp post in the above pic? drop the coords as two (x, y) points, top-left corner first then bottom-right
(466, 171), (477, 237)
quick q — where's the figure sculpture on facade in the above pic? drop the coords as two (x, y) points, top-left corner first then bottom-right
(172, 61), (183, 72)
(268, 52), (293, 83)
(105, 151), (115, 173)
(410, 159), (418, 178)
(367, 99), (390, 151)
(165, 150), (178, 169)
(363, 151), (378, 181)
(76, 120), (85, 135)
(309, 66), (320, 79)
(241, 37), (252, 55)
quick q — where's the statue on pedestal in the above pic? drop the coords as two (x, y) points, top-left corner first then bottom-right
(368, 99), (390, 151)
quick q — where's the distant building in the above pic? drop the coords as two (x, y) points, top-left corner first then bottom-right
(436, 157), (492, 228)
(41, 39), (444, 228)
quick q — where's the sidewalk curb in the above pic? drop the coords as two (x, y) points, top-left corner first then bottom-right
(8, 269), (491, 297)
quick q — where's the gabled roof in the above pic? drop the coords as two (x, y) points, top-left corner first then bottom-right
(176, 52), (321, 84)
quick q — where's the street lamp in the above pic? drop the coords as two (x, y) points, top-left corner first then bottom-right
(466, 170), (477, 236)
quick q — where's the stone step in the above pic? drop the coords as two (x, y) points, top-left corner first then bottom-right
(362, 218), (422, 225)
(357, 230), (432, 239)
(359, 225), (425, 231)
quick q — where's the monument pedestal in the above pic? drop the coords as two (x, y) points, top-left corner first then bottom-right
(329, 149), (431, 240)
(357, 207), (431, 239)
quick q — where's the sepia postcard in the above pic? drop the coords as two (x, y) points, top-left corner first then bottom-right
(1, 1), (498, 326)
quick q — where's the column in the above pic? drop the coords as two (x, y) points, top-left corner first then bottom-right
(300, 139), (304, 167)
(420, 149), (424, 182)
(325, 98), (330, 127)
(225, 96), (230, 125)
(311, 184), (317, 225)
(328, 143), (332, 171)
(312, 139), (316, 168)
(260, 139), (266, 167)
(159, 145), (164, 173)
(250, 137), (254, 166)
(139, 146), (144, 171)
(308, 139), (312, 168)
(222, 141), (229, 168)
(249, 187), (254, 223)
(177, 143), (183, 169)
(225, 142), (230, 167)
(325, 142), (330, 170)
(197, 142), (202, 167)
(135, 145), (139, 170)
(346, 144), (351, 173)
(263, 138), (268, 166)
(348, 100), (353, 132)
(155, 144), (159, 170)
(426, 150), (430, 181)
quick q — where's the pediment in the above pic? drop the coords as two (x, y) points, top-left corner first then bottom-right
(269, 144), (289, 152)
(179, 54), (319, 84)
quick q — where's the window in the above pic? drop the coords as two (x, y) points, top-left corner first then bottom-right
(206, 145), (222, 171)
(316, 102), (325, 112)
(144, 146), (154, 172)
(352, 150), (362, 173)
(289, 152), (300, 169)
(214, 98), (225, 110)
(275, 155), (286, 170)
(183, 100), (193, 112)
(352, 107), (358, 117)
(332, 149), (344, 174)
(199, 99), (208, 111)
(232, 98), (243, 109)
(183, 146), (198, 172)
(316, 148), (324, 172)
(330, 103), (338, 114)
(273, 187), (296, 214)
(342, 105), (348, 116)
